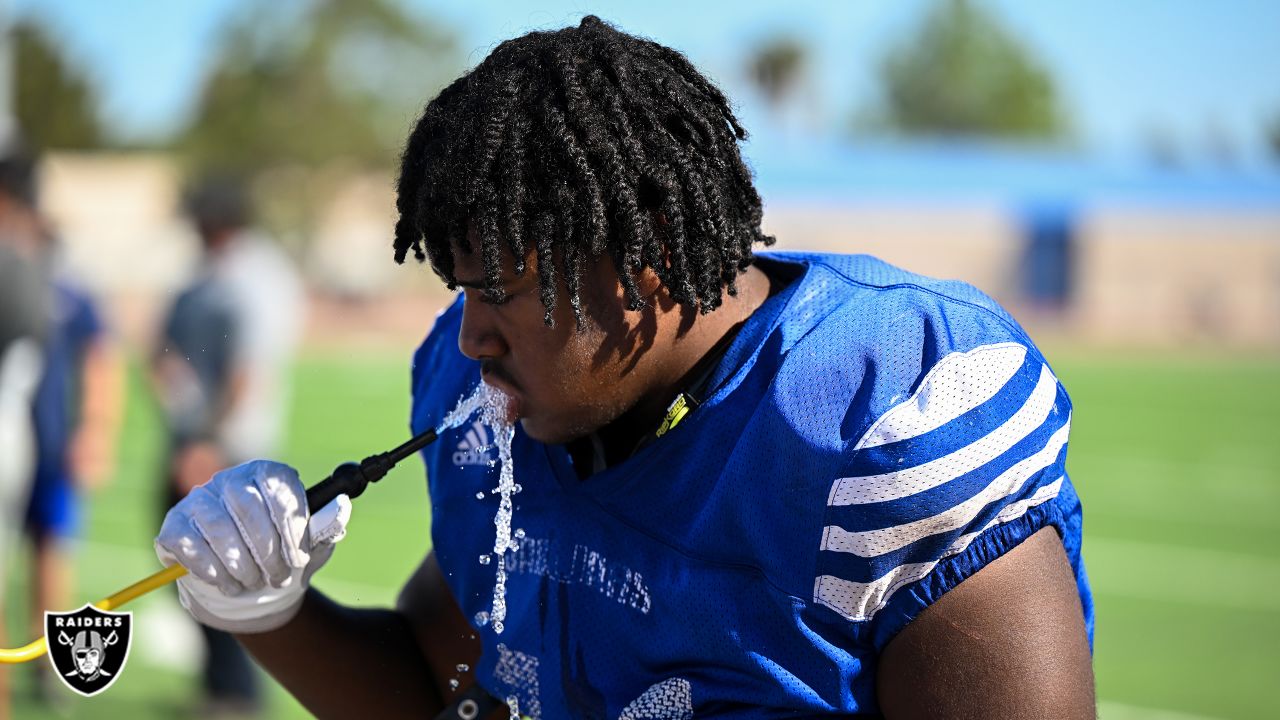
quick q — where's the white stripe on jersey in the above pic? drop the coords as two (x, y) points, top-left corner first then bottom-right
(855, 342), (1027, 450)
(944, 477), (1064, 557)
(814, 477), (1064, 622)
(828, 362), (1060, 507)
(822, 420), (1070, 557)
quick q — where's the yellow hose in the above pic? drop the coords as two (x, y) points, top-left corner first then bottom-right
(0, 563), (188, 663)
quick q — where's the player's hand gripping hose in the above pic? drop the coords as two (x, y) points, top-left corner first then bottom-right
(0, 428), (438, 664)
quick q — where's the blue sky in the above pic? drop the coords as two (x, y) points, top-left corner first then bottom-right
(12, 0), (1280, 165)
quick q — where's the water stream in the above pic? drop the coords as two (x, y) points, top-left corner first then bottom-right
(436, 382), (519, 636)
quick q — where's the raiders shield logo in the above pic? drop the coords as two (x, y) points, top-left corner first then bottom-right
(44, 604), (132, 697)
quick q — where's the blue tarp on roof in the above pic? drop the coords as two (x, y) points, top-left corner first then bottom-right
(745, 137), (1280, 210)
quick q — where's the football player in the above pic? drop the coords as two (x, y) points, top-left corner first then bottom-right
(157, 16), (1095, 719)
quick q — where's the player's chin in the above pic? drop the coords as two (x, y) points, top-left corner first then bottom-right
(519, 413), (581, 445)
(518, 415), (555, 444)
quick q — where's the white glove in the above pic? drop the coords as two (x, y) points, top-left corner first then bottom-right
(154, 459), (352, 633)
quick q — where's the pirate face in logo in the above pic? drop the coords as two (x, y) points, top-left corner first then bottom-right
(61, 629), (118, 681)
(44, 605), (132, 697)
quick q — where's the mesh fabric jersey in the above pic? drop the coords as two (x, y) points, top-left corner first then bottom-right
(410, 251), (1093, 718)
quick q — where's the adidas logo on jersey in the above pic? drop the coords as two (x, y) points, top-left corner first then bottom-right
(453, 420), (494, 467)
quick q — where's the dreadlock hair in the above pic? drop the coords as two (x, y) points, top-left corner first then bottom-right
(393, 14), (774, 327)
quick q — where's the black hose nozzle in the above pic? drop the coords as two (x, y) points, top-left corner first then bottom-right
(304, 428), (439, 513)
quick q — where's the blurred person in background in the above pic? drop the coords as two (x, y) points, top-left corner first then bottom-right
(0, 144), (48, 720)
(151, 177), (305, 718)
(22, 225), (124, 704)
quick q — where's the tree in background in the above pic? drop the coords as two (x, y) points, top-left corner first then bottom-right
(748, 36), (807, 109)
(864, 0), (1067, 141)
(177, 0), (458, 244)
(13, 19), (104, 151)
(181, 0), (456, 173)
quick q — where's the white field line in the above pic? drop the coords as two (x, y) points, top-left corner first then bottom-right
(1073, 450), (1279, 487)
(1070, 450), (1280, 497)
(71, 538), (401, 604)
(1085, 535), (1280, 613)
(86, 489), (432, 538)
(1098, 700), (1224, 720)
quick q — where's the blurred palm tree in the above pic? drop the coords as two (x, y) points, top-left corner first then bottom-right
(748, 36), (807, 110)
(863, 0), (1068, 141)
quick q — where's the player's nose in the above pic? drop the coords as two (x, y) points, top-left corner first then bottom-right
(458, 292), (509, 361)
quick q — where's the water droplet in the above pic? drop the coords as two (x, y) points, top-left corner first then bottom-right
(493, 620), (504, 634)
(478, 554), (491, 565)
(474, 611), (489, 627)
(506, 696), (520, 719)
(455, 663), (469, 673)
(475, 491), (485, 500)
(448, 679), (459, 690)
(513, 528), (526, 539)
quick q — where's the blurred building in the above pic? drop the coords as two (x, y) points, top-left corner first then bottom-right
(34, 146), (1280, 350)
(37, 153), (446, 352)
(754, 140), (1280, 348)
(39, 154), (194, 345)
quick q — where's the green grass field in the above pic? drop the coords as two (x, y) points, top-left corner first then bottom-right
(5, 350), (1278, 719)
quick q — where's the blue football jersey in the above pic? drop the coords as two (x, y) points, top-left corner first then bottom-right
(409, 251), (1093, 718)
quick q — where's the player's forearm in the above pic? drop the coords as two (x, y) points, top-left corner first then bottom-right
(80, 340), (123, 433)
(214, 364), (250, 428)
(73, 340), (124, 488)
(237, 588), (445, 719)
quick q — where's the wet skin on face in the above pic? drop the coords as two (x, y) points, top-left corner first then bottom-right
(449, 232), (772, 456)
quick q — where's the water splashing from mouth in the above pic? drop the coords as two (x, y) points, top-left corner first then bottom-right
(438, 380), (512, 432)
(437, 382), (518, 635)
